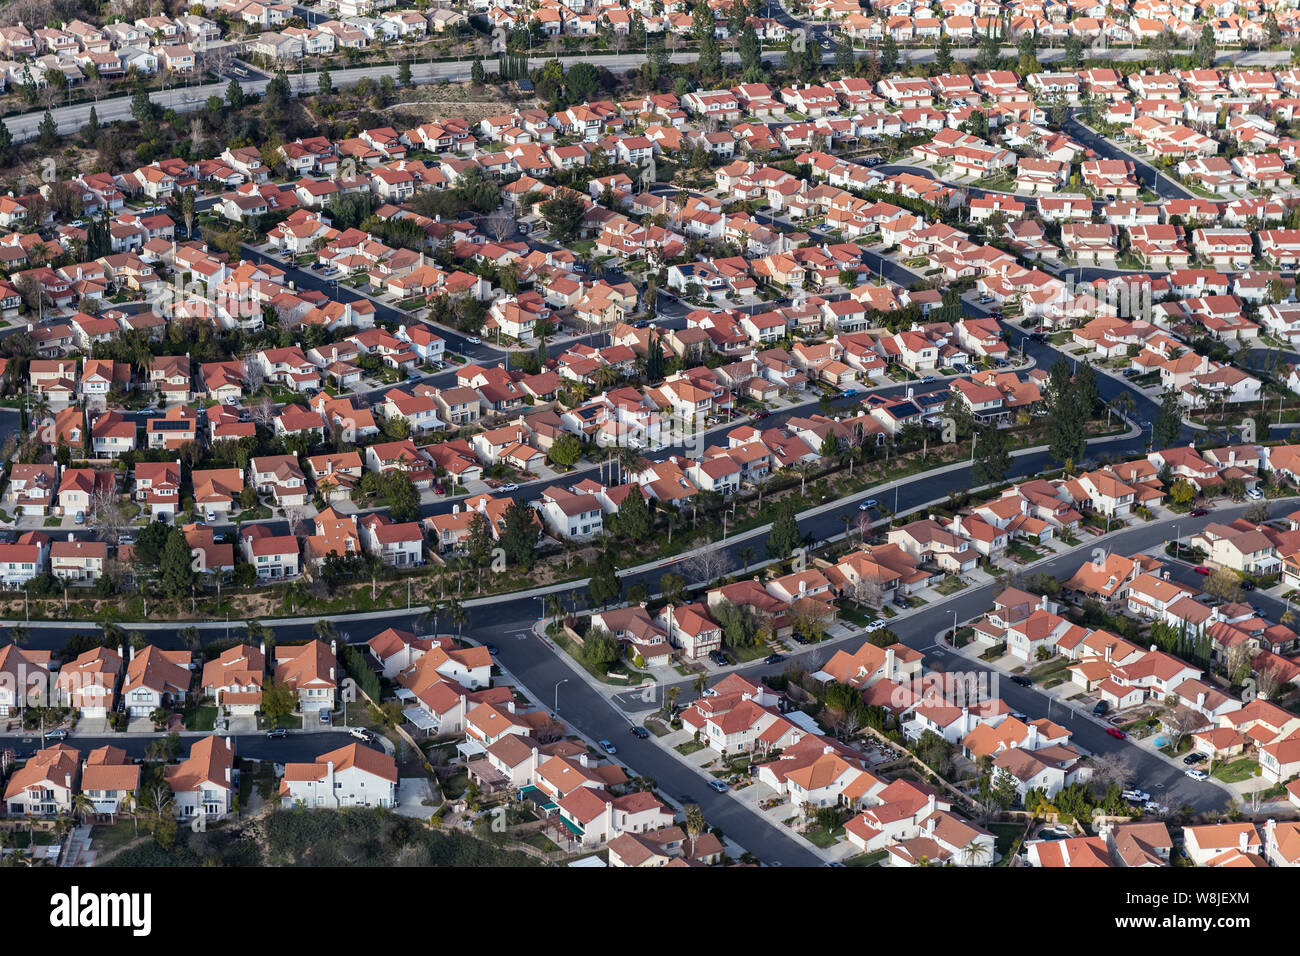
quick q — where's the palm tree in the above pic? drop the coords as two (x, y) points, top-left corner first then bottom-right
(796, 460), (815, 497)
(617, 446), (644, 484)
(72, 792), (95, 825)
(684, 803), (706, 851)
(312, 619), (338, 645)
(738, 546), (755, 573)
(960, 838), (992, 867)
(447, 598), (468, 641)
(8, 624), (28, 647)
(692, 672), (708, 696)
(118, 792), (137, 833)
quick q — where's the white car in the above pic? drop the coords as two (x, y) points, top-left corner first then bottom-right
(349, 727), (374, 742)
(500, 483), (519, 493)
(1185, 768), (1208, 780)
(1246, 488), (1263, 499)
(868, 619), (887, 630)
(466, 336), (483, 345)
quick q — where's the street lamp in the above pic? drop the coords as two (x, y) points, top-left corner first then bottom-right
(554, 678), (569, 712)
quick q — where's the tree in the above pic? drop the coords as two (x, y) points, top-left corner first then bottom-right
(500, 499), (540, 569)
(739, 24), (762, 76)
(384, 472), (420, 522)
(540, 191), (587, 243)
(880, 34), (899, 74)
(935, 33), (953, 73)
(835, 35), (855, 74)
(1153, 389), (1184, 449)
(660, 571), (687, 604)
(1062, 34), (1084, 69)
(225, 78), (245, 109)
(0, 118), (12, 162)
(971, 424), (1012, 487)
(1197, 23), (1216, 69)
(1204, 568), (1243, 604)
(397, 58), (412, 86)
(588, 550), (622, 609)
(566, 62), (600, 103)
(767, 500), (801, 560)
(548, 432), (583, 469)
(580, 625), (621, 669)
(318, 67), (333, 95)
(37, 110), (57, 149)
(262, 675), (298, 725)
(159, 528), (196, 598)
(613, 486), (651, 539)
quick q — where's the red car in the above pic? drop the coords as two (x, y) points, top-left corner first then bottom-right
(1106, 727), (1127, 739)
(1190, 508), (1209, 517)
(1194, 566), (1212, 575)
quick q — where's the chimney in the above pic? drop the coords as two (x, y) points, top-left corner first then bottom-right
(1027, 723), (1039, 747)
(1150, 644), (1157, 653)
(885, 646), (896, 676)
(1239, 830), (1249, 852)
(129, 645), (136, 660)
(330, 639), (337, 656)
(926, 793), (936, 816)
(259, 640), (266, 656)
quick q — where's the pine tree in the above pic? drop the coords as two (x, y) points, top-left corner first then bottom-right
(881, 34), (899, 74)
(397, 58), (412, 86)
(318, 67), (333, 95)
(935, 33), (953, 73)
(38, 110), (57, 149)
(471, 58), (484, 86)
(767, 500), (801, 560)
(971, 424), (1012, 487)
(226, 78), (245, 109)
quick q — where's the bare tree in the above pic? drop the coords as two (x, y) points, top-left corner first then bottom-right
(1161, 706), (1205, 750)
(484, 208), (515, 242)
(88, 485), (131, 543)
(1256, 660), (1285, 701)
(1203, 568), (1243, 604)
(682, 542), (735, 586)
(242, 356), (266, 394)
(250, 395), (277, 428)
(1090, 751), (1133, 792)
(284, 509), (309, 539)
(852, 577), (884, 611)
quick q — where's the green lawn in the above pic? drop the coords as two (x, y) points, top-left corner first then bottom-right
(675, 740), (707, 756)
(934, 577), (968, 596)
(1027, 658), (1071, 684)
(184, 705), (217, 731)
(804, 824), (846, 848)
(1212, 758), (1259, 784)
(844, 849), (888, 866)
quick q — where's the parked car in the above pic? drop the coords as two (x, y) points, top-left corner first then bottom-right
(319, 710), (331, 724)
(1241, 580), (1256, 591)
(708, 780), (728, 793)
(630, 726), (650, 739)
(1183, 752), (1208, 765)
(349, 728), (374, 742)
(753, 410), (770, 419)
(1092, 700), (1109, 715)
(266, 728), (288, 739)
(44, 729), (68, 741)
(500, 483), (519, 493)
(74, 511), (85, 525)
(1194, 566), (1212, 575)
(1106, 727), (1127, 739)
(1123, 789), (1151, 802)
(1185, 768), (1209, 780)
(839, 387), (859, 397)
(1247, 488), (1264, 499)
(1190, 508), (1209, 516)
(868, 619), (886, 630)
(466, 336), (483, 345)
(598, 739), (617, 755)
(1010, 675), (1033, 687)
(763, 654), (784, 665)
(709, 651), (729, 667)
